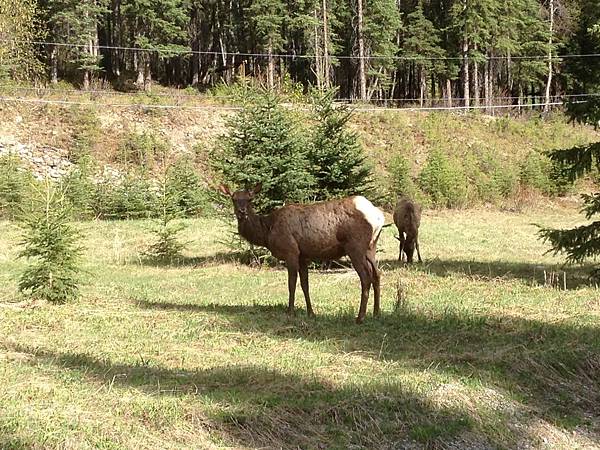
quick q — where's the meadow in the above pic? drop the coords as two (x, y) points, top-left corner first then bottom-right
(1, 203), (599, 449)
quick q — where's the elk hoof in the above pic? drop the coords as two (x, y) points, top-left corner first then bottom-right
(307, 309), (316, 318)
(287, 307), (296, 316)
(355, 316), (365, 325)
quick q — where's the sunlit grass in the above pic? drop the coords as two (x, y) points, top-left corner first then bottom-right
(1, 206), (599, 449)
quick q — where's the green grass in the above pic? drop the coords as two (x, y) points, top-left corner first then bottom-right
(1, 206), (599, 449)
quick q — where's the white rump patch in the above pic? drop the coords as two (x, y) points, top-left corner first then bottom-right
(353, 196), (385, 244)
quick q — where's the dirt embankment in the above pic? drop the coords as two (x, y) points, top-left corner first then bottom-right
(1, 99), (599, 186)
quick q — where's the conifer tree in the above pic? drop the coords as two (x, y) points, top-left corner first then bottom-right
(308, 89), (374, 199)
(403, 4), (445, 106)
(248, 0), (287, 89)
(18, 180), (83, 303)
(0, 0), (43, 81)
(539, 8), (600, 277)
(144, 158), (188, 264)
(121, 0), (188, 90)
(39, 0), (109, 87)
(211, 91), (314, 213)
(363, 0), (401, 99)
(450, 0), (498, 106)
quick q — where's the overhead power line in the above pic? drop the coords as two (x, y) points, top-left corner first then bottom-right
(8, 39), (600, 62)
(1, 85), (600, 103)
(0, 95), (578, 112)
(0, 96), (242, 111)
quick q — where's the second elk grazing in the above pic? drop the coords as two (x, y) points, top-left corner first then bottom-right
(393, 197), (422, 263)
(220, 184), (385, 324)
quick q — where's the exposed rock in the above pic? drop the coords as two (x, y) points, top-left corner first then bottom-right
(0, 141), (73, 180)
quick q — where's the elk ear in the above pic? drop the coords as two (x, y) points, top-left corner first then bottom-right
(218, 184), (232, 196)
(250, 183), (262, 196)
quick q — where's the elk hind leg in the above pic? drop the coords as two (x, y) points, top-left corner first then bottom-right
(348, 251), (372, 324)
(366, 248), (381, 317)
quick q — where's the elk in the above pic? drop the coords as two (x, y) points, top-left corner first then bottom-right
(219, 184), (385, 323)
(393, 197), (422, 263)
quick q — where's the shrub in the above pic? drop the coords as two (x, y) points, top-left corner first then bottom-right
(492, 164), (519, 198)
(118, 131), (169, 168)
(63, 157), (96, 219)
(166, 156), (212, 217)
(211, 91), (314, 213)
(308, 89), (374, 200)
(548, 158), (576, 196)
(68, 107), (100, 163)
(519, 151), (553, 194)
(463, 150), (519, 204)
(387, 152), (418, 199)
(419, 148), (468, 208)
(0, 154), (33, 219)
(463, 154), (499, 204)
(18, 180), (82, 303)
(91, 171), (158, 220)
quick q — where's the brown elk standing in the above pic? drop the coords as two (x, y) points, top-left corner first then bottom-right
(393, 197), (422, 263)
(219, 184), (385, 323)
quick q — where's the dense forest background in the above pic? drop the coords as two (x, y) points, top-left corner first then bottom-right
(1, 0), (599, 108)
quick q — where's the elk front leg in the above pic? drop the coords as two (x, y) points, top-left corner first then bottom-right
(286, 261), (299, 315)
(299, 259), (315, 317)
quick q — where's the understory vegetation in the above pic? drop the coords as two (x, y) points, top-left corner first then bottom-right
(1, 208), (598, 448)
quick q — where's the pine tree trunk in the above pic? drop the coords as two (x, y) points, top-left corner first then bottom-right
(462, 37), (469, 108)
(419, 67), (426, 108)
(191, 4), (200, 86)
(110, 0), (121, 78)
(322, 0), (331, 89)
(518, 85), (524, 115)
(544, 0), (555, 113)
(356, 0), (367, 101)
(484, 56), (490, 114)
(134, 34), (144, 88)
(50, 46), (58, 84)
(507, 51), (513, 95)
(143, 57), (152, 91)
(267, 38), (275, 90)
(473, 45), (480, 108)
(446, 78), (452, 108)
(314, 8), (323, 89)
(461, 0), (469, 108)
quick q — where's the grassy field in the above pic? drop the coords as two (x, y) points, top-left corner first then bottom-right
(1, 205), (599, 449)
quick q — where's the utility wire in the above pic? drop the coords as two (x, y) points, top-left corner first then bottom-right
(1, 85), (599, 103)
(0, 95), (576, 112)
(0, 96), (242, 111)
(8, 39), (600, 61)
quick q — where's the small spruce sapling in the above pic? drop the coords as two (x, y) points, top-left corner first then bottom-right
(18, 179), (83, 303)
(144, 156), (189, 264)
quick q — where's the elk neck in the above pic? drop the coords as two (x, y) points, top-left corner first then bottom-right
(237, 210), (271, 248)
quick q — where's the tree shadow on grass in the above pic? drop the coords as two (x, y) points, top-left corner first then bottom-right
(0, 433), (32, 450)
(139, 252), (353, 273)
(6, 342), (479, 449)
(136, 299), (600, 442)
(136, 251), (250, 268)
(379, 257), (598, 289)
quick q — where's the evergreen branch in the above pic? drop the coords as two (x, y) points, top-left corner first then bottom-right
(546, 142), (600, 182)
(539, 221), (600, 264)
(582, 193), (600, 220)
